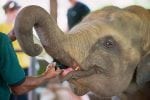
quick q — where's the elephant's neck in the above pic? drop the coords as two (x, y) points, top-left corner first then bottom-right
(141, 25), (150, 55)
(121, 82), (150, 100)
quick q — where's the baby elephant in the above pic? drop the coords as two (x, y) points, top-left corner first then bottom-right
(13, 5), (150, 100)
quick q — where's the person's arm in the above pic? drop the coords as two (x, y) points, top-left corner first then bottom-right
(0, 34), (62, 95)
(11, 63), (62, 95)
(8, 29), (16, 41)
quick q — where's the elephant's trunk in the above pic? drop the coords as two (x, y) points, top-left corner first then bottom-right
(14, 5), (74, 66)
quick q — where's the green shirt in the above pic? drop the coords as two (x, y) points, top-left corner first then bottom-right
(0, 33), (25, 100)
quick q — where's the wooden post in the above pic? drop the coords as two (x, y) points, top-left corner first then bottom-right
(50, 0), (58, 22)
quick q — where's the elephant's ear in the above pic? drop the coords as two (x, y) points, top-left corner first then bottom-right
(136, 53), (150, 87)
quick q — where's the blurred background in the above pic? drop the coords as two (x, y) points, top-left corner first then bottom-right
(0, 0), (150, 100)
(0, 0), (150, 31)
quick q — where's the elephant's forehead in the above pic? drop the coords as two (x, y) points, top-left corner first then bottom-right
(70, 21), (129, 44)
(64, 22), (131, 65)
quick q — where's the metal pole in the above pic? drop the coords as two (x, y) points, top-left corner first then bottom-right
(28, 57), (39, 100)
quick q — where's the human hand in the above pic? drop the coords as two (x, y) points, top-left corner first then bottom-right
(43, 62), (62, 79)
(8, 29), (16, 41)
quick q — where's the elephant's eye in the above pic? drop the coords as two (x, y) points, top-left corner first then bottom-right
(103, 39), (114, 48)
(91, 36), (120, 54)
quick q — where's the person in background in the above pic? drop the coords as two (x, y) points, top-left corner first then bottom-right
(67, 0), (90, 30)
(0, 1), (19, 33)
(0, 1), (30, 100)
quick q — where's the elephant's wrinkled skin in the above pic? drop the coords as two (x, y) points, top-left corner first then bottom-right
(14, 5), (150, 99)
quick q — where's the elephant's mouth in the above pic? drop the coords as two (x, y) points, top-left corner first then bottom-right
(60, 63), (101, 81)
(59, 63), (97, 96)
(60, 63), (82, 80)
(61, 64), (96, 82)
(60, 66), (91, 96)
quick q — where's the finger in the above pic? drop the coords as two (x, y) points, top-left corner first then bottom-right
(53, 62), (56, 65)
(47, 63), (52, 69)
(53, 62), (56, 67)
(57, 69), (63, 73)
(57, 71), (63, 75)
(47, 62), (56, 68)
(55, 66), (57, 71)
(49, 62), (55, 70)
(56, 68), (63, 73)
(56, 67), (63, 73)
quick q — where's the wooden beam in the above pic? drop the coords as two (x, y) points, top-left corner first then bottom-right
(50, 0), (58, 22)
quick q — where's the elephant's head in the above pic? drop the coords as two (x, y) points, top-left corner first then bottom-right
(14, 5), (150, 97)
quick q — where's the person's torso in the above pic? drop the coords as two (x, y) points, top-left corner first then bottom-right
(0, 23), (30, 68)
(0, 76), (11, 100)
(67, 2), (88, 29)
